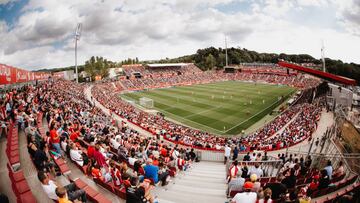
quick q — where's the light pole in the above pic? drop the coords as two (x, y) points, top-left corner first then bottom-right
(75, 23), (82, 83)
(225, 35), (228, 67)
(321, 40), (326, 72)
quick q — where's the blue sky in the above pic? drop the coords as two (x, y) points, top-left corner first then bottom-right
(0, 0), (359, 70)
(0, 1), (25, 25)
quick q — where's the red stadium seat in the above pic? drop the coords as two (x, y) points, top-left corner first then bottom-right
(94, 178), (114, 193)
(9, 155), (20, 166)
(114, 187), (126, 199)
(17, 190), (37, 203)
(83, 186), (99, 200)
(14, 179), (31, 194)
(74, 178), (87, 189)
(58, 163), (71, 174)
(12, 170), (26, 182)
(93, 193), (112, 203)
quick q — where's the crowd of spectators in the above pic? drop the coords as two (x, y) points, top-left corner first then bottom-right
(92, 78), (323, 152)
(0, 68), (356, 203)
(227, 152), (352, 203)
(0, 80), (200, 202)
(38, 80), (198, 202)
(119, 64), (320, 91)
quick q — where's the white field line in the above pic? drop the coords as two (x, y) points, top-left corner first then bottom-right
(121, 94), (226, 134)
(183, 105), (223, 119)
(224, 90), (296, 133)
(153, 105), (226, 134)
(122, 86), (296, 135)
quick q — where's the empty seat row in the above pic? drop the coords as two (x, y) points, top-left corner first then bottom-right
(6, 124), (20, 170)
(5, 123), (37, 203)
(311, 175), (358, 198)
(73, 178), (112, 203)
(314, 182), (360, 203)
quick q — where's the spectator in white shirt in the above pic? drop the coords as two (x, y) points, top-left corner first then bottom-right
(38, 171), (86, 202)
(231, 182), (257, 203)
(248, 162), (264, 178)
(172, 148), (179, 159)
(224, 144), (231, 164)
(250, 152), (257, 161)
(69, 143), (84, 166)
(128, 150), (138, 166)
(110, 136), (120, 149)
(60, 137), (68, 152)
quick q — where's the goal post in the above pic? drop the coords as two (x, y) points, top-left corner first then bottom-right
(139, 97), (154, 108)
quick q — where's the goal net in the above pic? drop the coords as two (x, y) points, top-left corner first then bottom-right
(139, 97), (154, 108)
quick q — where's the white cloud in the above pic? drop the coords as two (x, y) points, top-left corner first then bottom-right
(0, 0), (359, 70)
(296, 0), (329, 7)
(335, 0), (360, 36)
(262, 0), (294, 17)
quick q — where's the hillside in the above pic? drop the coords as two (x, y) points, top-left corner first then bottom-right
(143, 47), (360, 84)
(40, 47), (360, 84)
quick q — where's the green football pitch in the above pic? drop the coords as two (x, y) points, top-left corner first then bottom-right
(121, 81), (295, 135)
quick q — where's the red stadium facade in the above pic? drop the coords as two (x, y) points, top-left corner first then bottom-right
(278, 61), (357, 86)
(0, 63), (53, 85)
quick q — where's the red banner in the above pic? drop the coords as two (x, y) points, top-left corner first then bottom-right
(53, 72), (65, 79)
(0, 63), (50, 85)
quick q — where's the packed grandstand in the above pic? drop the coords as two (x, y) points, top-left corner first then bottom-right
(0, 62), (359, 203)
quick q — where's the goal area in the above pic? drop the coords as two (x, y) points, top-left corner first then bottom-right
(139, 97), (154, 108)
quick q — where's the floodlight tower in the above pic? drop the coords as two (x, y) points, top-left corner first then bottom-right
(321, 40), (326, 72)
(75, 23), (82, 83)
(225, 35), (228, 67)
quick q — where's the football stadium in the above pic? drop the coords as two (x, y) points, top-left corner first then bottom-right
(1, 1), (360, 203)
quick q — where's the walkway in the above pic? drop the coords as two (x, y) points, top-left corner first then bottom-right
(18, 128), (53, 203)
(153, 161), (227, 203)
(86, 86), (229, 203)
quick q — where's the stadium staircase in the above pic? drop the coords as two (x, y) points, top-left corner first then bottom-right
(153, 161), (227, 203)
(85, 86), (229, 203)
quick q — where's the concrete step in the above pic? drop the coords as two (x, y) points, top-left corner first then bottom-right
(155, 189), (227, 203)
(172, 178), (227, 190)
(187, 169), (226, 177)
(178, 174), (225, 183)
(154, 161), (227, 203)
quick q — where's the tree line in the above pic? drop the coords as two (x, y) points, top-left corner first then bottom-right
(149, 47), (360, 83)
(39, 47), (359, 84)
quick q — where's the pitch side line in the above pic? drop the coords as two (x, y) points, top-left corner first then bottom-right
(120, 94), (226, 134)
(153, 105), (226, 134)
(122, 88), (295, 135)
(224, 90), (296, 133)
(183, 105), (223, 119)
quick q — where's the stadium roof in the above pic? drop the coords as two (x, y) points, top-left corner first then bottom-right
(278, 61), (357, 86)
(147, 63), (188, 68)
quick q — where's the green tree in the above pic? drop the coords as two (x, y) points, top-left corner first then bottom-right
(84, 56), (114, 80)
(205, 54), (216, 70)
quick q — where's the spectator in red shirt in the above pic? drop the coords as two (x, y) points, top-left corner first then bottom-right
(307, 175), (319, 196)
(69, 131), (79, 142)
(93, 144), (107, 167)
(87, 142), (95, 158)
(50, 124), (61, 155)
